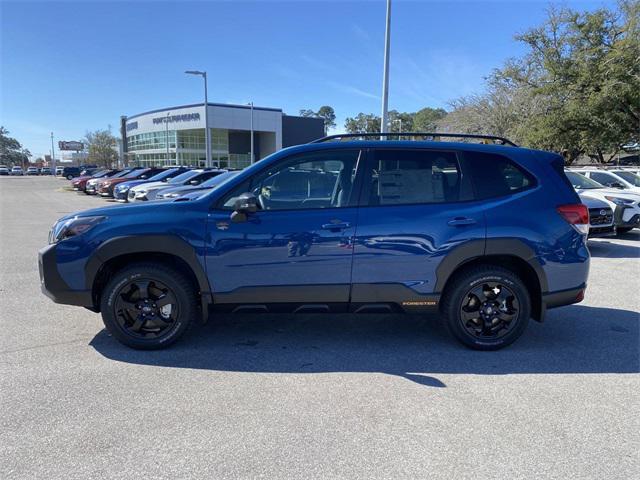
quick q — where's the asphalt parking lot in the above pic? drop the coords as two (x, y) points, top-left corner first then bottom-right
(1, 176), (638, 480)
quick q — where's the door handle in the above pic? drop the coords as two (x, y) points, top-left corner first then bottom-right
(447, 217), (477, 227)
(321, 221), (351, 231)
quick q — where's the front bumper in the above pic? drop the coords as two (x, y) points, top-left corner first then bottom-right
(38, 244), (93, 307)
(113, 189), (130, 201)
(588, 225), (616, 237)
(614, 205), (640, 228)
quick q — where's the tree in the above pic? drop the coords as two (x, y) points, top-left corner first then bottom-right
(344, 113), (381, 133)
(447, 2), (640, 163)
(299, 106), (337, 133)
(413, 107), (447, 132)
(0, 127), (30, 167)
(388, 110), (415, 132)
(84, 128), (118, 167)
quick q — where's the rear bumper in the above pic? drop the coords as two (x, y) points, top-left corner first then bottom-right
(38, 244), (93, 307)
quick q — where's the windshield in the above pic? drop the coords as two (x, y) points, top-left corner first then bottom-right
(123, 168), (147, 179)
(147, 169), (180, 182)
(168, 170), (202, 184)
(565, 171), (603, 189)
(613, 171), (640, 187)
(201, 171), (240, 188)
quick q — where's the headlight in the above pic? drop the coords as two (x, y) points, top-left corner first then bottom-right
(605, 196), (635, 206)
(116, 185), (129, 192)
(49, 216), (106, 244)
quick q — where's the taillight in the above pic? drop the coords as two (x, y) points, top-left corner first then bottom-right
(557, 204), (589, 235)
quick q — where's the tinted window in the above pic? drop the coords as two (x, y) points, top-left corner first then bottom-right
(220, 150), (360, 210)
(589, 172), (619, 186)
(612, 171), (640, 187)
(464, 152), (533, 199)
(369, 149), (465, 205)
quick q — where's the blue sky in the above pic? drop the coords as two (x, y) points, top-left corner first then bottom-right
(1, 0), (614, 158)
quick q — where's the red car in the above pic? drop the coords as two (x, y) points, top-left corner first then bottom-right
(70, 169), (120, 192)
(97, 168), (164, 197)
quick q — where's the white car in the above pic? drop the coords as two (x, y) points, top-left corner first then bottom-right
(577, 194), (614, 237)
(572, 168), (640, 194)
(10, 166), (23, 176)
(0, 165), (9, 176)
(128, 169), (223, 202)
(565, 170), (640, 233)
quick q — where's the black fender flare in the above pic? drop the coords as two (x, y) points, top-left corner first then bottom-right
(85, 235), (212, 317)
(434, 238), (549, 321)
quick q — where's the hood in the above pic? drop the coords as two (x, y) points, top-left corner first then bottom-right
(57, 199), (186, 222)
(158, 185), (204, 197)
(114, 179), (149, 190)
(130, 181), (170, 192)
(576, 187), (640, 201)
(579, 194), (610, 208)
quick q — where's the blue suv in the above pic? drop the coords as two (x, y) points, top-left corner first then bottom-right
(39, 134), (590, 350)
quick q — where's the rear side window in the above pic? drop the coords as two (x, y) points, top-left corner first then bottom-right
(464, 151), (533, 199)
(369, 149), (470, 205)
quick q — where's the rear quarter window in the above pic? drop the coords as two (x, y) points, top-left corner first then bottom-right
(463, 151), (534, 199)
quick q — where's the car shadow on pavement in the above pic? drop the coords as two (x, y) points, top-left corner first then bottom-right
(588, 240), (640, 258)
(90, 305), (639, 388)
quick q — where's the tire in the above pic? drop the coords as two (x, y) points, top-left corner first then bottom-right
(100, 263), (198, 349)
(616, 227), (634, 234)
(441, 266), (531, 350)
(66, 174), (73, 180)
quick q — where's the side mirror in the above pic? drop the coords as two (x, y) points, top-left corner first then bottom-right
(231, 192), (258, 223)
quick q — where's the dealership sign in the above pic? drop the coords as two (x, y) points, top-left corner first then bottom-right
(152, 112), (200, 125)
(58, 141), (84, 151)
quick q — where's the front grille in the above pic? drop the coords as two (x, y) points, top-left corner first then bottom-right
(589, 207), (613, 226)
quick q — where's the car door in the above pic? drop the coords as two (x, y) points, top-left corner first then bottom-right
(205, 149), (364, 310)
(350, 147), (485, 311)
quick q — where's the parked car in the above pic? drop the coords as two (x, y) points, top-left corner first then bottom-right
(573, 168), (640, 194)
(39, 134), (591, 351)
(565, 170), (640, 233)
(97, 167), (160, 198)
(10, 166), (23, 176)
(71, 169), (118, 192)
(55, 166), (64, 176)
(40, 167), (52, 175)
(113, 167), (190, 202)
(128, 169), (225, 202)
(578, 195), (615, 237)
(156, 170), (240, 200)
(61, 167), (83, 180)
(26, 166), (40, 175)
(0, 165), (9, 175)
(86, 169), (137, 195)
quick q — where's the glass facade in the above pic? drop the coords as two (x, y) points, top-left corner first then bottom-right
(126, 128), (250, 168)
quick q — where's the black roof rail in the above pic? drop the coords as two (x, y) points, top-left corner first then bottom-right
(310, 132), (518, 147)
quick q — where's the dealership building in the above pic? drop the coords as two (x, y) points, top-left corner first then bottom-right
(120, 103), (325, 170)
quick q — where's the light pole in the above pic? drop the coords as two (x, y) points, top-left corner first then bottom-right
(185, 70), (211, 168)
(50, 132), (56, 174)
(393, 118), (402, 133)
(248, 102), (254, 164)
(165, 112), (170, 165)
(380, 0), (392, 135)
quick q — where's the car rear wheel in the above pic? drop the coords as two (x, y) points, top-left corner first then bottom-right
(441, 266), (531, 350)
(100, 263), (197, 349)
(66, 174), (74, 180)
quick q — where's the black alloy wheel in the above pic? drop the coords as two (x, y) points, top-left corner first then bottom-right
(113, 278), (179, 339)
(441, 266), (531, 350)
(459, 282), (519, 339)
(100, 263), (197, 349)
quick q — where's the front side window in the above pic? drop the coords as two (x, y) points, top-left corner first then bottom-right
(368, 149), (466, 205)
(220, 150), (361, 210)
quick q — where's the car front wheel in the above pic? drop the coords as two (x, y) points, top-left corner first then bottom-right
(441, 266), (531, 350)
(100, 263), (197, 349)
